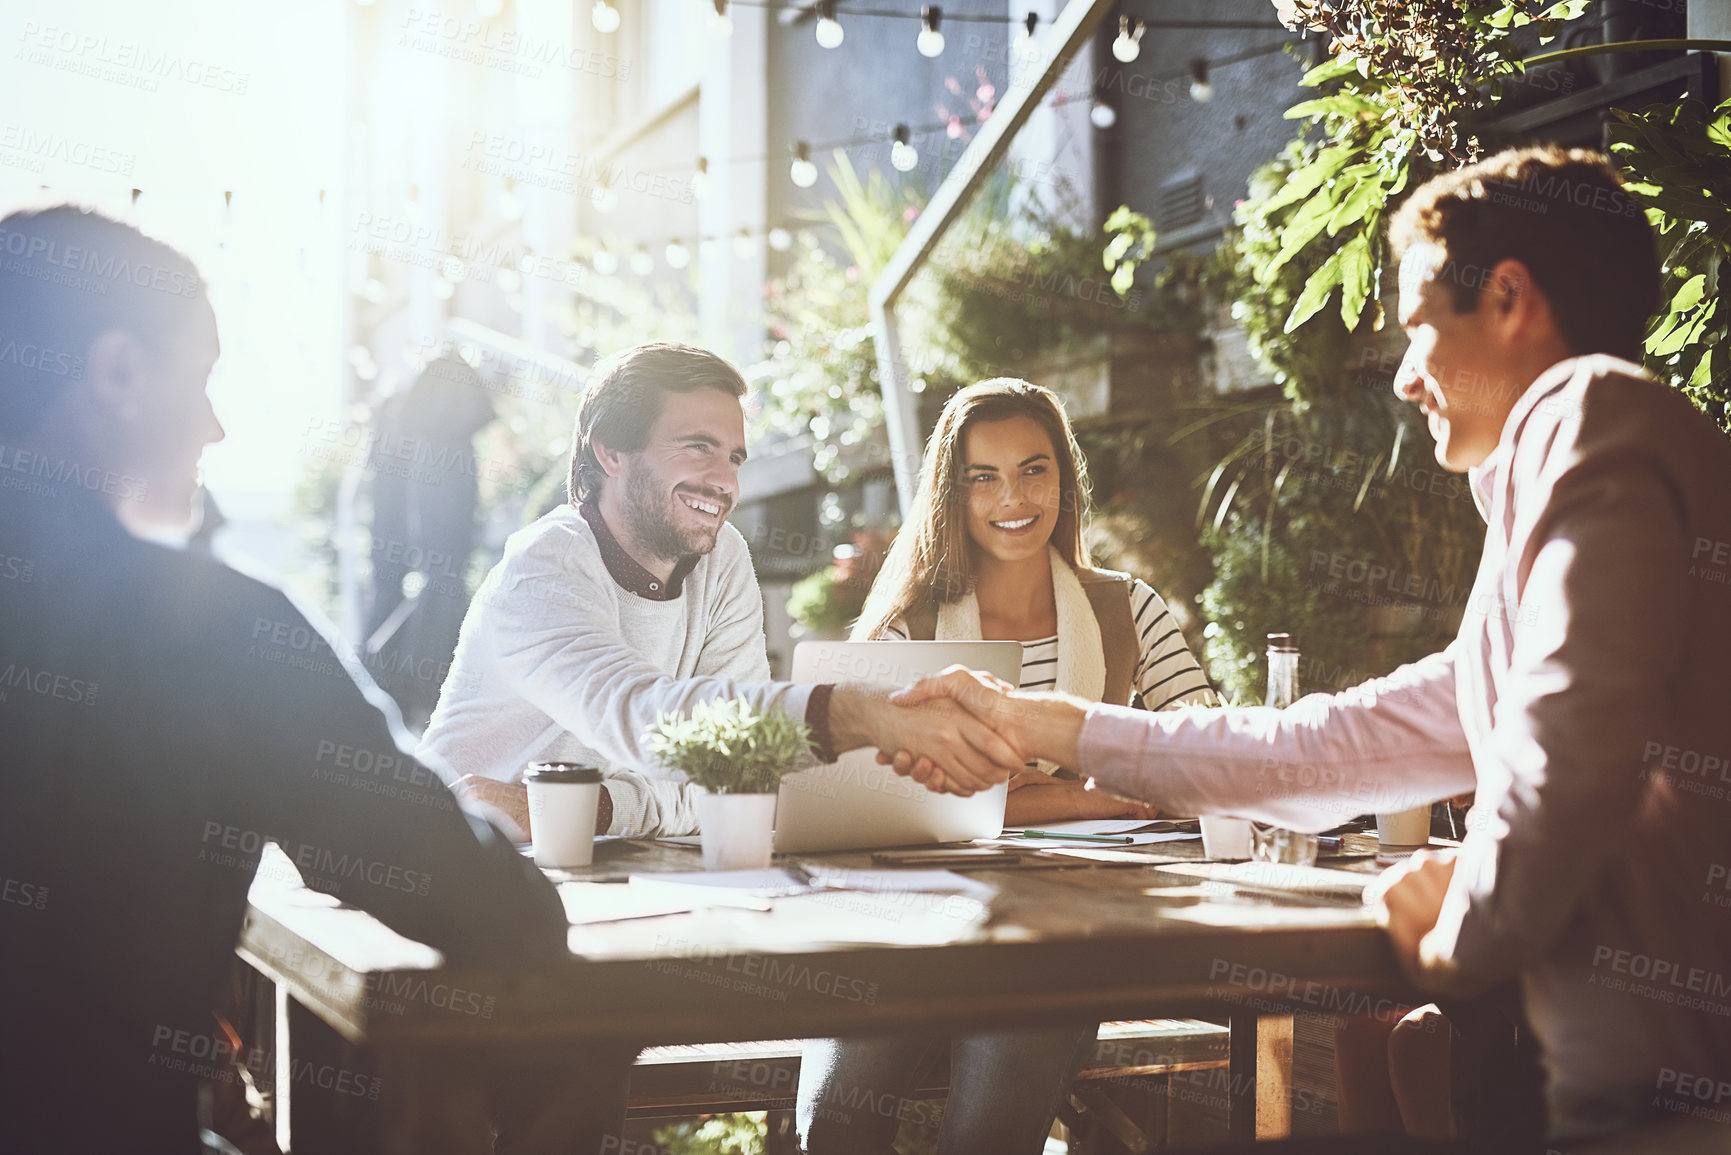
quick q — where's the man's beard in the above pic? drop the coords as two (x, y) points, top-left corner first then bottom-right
(620, 461), (724, 561)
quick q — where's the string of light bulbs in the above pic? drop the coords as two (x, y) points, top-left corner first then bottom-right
(585, 0), (1285, 58)
(634, 37), (1292, 192)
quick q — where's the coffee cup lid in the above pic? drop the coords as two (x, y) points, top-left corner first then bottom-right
(524, 763), (602, 784)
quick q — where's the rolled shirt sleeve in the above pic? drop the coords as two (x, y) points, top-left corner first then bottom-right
(1079, 646), (1476, 831)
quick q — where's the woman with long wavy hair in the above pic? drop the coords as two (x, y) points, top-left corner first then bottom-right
(796, 379), (1215, 1154)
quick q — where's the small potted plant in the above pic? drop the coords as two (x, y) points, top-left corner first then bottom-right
(646, 697), (810, 871)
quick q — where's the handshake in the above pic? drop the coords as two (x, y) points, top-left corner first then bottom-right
(835, 665), (1094, 796)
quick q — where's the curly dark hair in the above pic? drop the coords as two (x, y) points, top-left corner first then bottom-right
(1388, 144), (1661, 361)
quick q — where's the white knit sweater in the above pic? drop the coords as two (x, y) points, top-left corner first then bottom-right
(418, 505), (814, 836)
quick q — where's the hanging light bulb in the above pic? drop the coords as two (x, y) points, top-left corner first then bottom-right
(767, 226), (793, 252)
(814, 0), (844, 48)
(497, 179), (523, 221)
(1188, 58), (1214, 102)
(890, 125), (919, 172)
(592, 247), (619, 275)
(664, 241), (691, 269)
(591, 0), (620, 33)
(1111, 16), (1144, 63)
(917, 7), (944, 57)
(692, 157), (713, 200)
(1090, 100), (1117, 129)
(1014, 12), (1039, 63)
(709, 0), (732, 37)
(629, 246), (654, 276)
(733, 229), (755, 259)
(789, 142), (818, 189)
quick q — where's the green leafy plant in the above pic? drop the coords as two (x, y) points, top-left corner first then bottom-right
(652, 1113), (768, 1155)
(645, 698), (812, 794)
(1609, 96), (1731, 434)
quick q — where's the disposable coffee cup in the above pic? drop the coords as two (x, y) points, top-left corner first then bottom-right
(1377, 804), (1432, 850)
(1199, 816), (1253, 861)
(524, 763), (602, 869)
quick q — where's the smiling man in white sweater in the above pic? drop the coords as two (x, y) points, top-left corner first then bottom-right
(419, 343), (1017, 838)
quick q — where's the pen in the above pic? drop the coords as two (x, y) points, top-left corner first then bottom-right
(1005, 830), (1134, 844)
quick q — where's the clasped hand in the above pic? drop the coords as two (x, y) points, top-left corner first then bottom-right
(871, 665), (1089, 797)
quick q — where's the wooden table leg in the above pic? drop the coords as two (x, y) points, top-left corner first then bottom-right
(274, 989), (381, 1155)
(1227, 1013), (1257, 1141)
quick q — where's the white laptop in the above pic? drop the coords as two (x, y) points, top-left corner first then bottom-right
(775, 640), (1024, 853)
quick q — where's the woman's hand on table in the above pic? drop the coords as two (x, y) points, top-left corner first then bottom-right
(1003, 771), (1162, 824)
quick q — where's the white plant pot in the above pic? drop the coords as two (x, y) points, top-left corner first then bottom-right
(696, 791), (778, 872)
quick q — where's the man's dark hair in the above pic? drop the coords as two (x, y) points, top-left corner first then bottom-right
(1388, 144), (1660, 361)
(0, 204), (207, 439)
(568, 342), (748, 503)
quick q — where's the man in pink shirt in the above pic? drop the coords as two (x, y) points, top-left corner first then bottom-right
(890, 145), (1731, 1150)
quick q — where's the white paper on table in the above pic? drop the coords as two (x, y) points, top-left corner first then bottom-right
(1009, 819), (1177, 836)
(557, 882), (699, 925)
(800, 867), (998, 901)
(628, 869), (805, 906)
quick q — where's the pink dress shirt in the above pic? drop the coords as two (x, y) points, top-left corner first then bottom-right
(1079, 357), (1731, 1138)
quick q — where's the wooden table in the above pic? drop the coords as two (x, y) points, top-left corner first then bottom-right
(238, 832), (1425, 1153)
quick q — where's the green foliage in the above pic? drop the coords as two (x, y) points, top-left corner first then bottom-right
(1196, 399), (1483, 701)
(785, 565), (860, 635)
(1609, 96), (1731, 434)
(1102, 1), (1595, 698)
(652, 1114), (768, 1155)
(756, 154), (1185, 485)
(645, 698), (812, 794)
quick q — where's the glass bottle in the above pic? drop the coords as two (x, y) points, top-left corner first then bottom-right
(1252, 633), (1319, 866)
